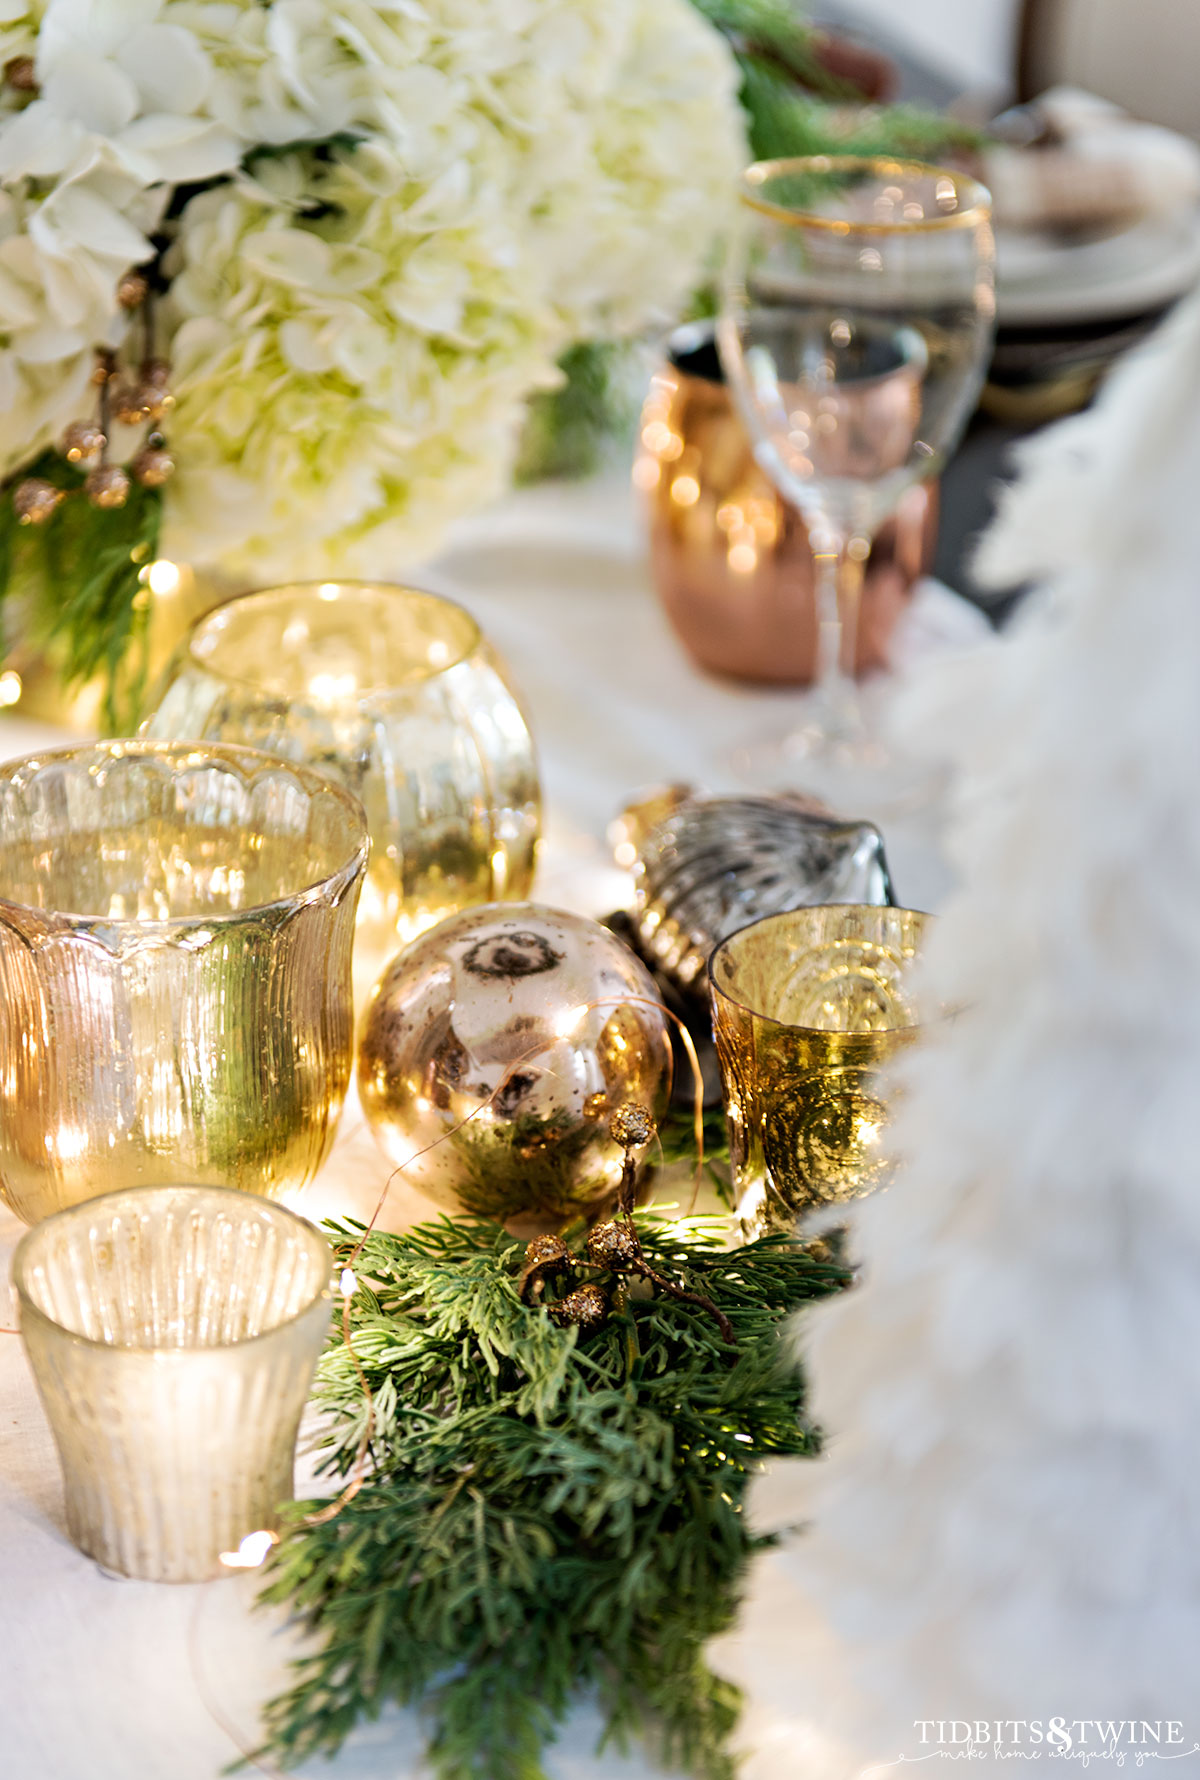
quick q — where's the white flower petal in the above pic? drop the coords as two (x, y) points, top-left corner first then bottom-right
(0, 263), (37, 330)
(0, 0), (746, 577)
(12, 321), (92, 363)
(37, 0), (161, 65)
(113, 114), (242, 183)
(117, 23), (213, 117)
(240, 227), (333, 290)
(41, 48), (138, 136)
(38, 255), (100, 330)
(34, 182), (152, 263)
(280, 316), (333, 374)
(0, 102), (89, 179)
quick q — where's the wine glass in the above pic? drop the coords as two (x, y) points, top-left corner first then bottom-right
(718, 155), (995, 810)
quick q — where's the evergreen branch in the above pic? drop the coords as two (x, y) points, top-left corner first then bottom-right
(0, 448), (161, 732)
(735, 52), (985, 165)
(254, 1212), (850, 1780)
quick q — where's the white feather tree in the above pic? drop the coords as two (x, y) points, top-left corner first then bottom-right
(712, 289), (1200, 1776)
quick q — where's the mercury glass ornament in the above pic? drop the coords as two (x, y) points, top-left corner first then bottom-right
(60, 420), (105, 468)
(4, 54), (36, 90)
(13, 479), (63, 524)
(547, 1283), (609, 1331)
(358, 904), (673, 1231)
(85, 464), (130, 508)
(585, 1220), (640, 1269)
(14, 1186), (332, 1581)
(633, 793), (894, 995)
(116, 270), (149, 309)
(144, 582), (540, 980)
(0, 741), (367, 1224)
(131, 443), (175, 487)
(112, 379), (151, 425)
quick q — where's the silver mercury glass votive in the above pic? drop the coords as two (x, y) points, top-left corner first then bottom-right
(14, 1185), (333, 1581)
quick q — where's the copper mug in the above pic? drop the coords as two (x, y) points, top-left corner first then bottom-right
(635, 320), (937, 685)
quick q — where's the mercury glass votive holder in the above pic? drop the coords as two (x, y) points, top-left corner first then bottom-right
(0, 741), (367, 1225)
(143, 582), (541, 972)
(709, 905), (930, 1238)
(14, 1186), (333, 1581)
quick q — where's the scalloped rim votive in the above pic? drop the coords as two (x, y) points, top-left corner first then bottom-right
(0, 741), (369, 1222)
(0, 738), (369, 930)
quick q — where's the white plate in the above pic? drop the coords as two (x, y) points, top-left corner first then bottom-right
(996, 207), (1200, 325)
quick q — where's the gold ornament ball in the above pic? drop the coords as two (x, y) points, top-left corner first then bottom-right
(358, 903), (673, 1232)
(524, 1234), (572, 1271)
(112, 380), (150, 425)
(547, 1283), (609, 1333)
(116, 270), (149, 309)
(13, 479), (64, 525)
(4, 55), (35, 91)
(61, 420), (106, 468)
(138, 360), (173, 421)
(609, 1102), (655, 1150)
(585, 1220), (640, 1270)
(132, 445), (175, 488)
(85, 465), (130, 509)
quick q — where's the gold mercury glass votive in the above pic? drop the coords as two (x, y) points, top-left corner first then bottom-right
(143, 582), (541, 982)
(709, 905), (930, 1238)
(0, 741), (368, 1225)
(14, 1186), (332, 1581)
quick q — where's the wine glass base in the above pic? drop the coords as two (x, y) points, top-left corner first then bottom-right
(731, 715), (946, 824)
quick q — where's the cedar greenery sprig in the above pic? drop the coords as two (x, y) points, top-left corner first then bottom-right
(0, 445), (161, 733)
(254, 1213), (850, 1780)
(691, 0), (987, 164)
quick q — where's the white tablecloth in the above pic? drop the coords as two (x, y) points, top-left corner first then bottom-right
(0, 472), (992, 1780)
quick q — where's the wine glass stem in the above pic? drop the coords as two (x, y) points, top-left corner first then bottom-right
(810, 534), (867, 744)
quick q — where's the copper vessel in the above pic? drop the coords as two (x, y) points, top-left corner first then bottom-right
(636, 321), (937, 685)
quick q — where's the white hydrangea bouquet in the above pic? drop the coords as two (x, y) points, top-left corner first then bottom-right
(0, 0), (745, 720)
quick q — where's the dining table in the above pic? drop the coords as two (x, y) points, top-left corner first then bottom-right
(0, 462), (997, 1780)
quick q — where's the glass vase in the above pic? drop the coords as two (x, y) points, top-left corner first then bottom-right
(143, 581), (541, 979)
(0, 741), (367, 1225)
(14, 1185), (332, 1581)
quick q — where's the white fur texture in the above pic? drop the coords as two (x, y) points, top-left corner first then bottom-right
(711, 289), (1200, 1776)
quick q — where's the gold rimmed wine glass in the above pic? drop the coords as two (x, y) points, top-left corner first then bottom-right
(718, 155), (995, 813)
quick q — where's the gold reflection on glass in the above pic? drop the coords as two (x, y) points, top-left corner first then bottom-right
(709, 904), (930, 1238)
(0, 742), (367, 1224)
(144, 582), (541, 976)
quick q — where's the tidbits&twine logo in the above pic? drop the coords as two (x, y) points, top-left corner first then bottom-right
(890, 1723), (1200, 1767)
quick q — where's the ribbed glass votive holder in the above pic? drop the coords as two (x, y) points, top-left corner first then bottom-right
(14, 1186), (333, 1581)
(0, 741), (368, 1224)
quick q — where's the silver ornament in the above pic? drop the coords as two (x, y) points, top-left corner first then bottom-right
(632, 794), (894, 994)
(358, 903), (673, 1231)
